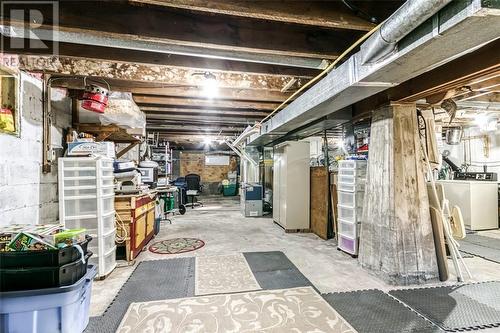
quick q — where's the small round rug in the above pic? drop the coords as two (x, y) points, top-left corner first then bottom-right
(149, 238), (205, 254)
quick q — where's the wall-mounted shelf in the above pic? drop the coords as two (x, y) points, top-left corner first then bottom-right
(74, 123), (141, 158)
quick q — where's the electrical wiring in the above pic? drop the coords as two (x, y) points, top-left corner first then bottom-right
(115, 211), (129, 244)
(258, 21), (384, 126)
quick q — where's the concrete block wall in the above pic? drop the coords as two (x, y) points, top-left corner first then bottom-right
(0, 73), (71, 226)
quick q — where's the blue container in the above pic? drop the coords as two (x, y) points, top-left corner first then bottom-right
(0, 265), (96, 333)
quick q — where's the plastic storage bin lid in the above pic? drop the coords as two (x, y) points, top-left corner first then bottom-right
(0, 265), (96, 299)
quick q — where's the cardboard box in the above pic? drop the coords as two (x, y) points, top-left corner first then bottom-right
(67, 141), (115, 158)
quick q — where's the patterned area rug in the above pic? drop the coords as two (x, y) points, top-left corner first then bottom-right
(195, 253), (261, 295)
(117, 287), (357, 333)
(148, 238), (205, 254)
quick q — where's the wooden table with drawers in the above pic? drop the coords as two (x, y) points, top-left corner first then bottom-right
(115, 192), (157, 261)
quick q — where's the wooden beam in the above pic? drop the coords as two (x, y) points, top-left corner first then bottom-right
(20, 42), (317, 77)
(147, 124), (244, 132)
(133, 95), (280, 110)
(146, 113), (259, 124)
(116, 141), (140, 158)
(3, 2), (364, 66)
(18, 56), (301, 91)
(141, 106), (269, 117)
(359, 103), (438, 284)
(48, 77), (293, 102)
(130, 0), (376, 31)
(128, 86), (289, 103)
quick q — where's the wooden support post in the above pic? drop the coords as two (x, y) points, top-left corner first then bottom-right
(359, 103), (438, 285)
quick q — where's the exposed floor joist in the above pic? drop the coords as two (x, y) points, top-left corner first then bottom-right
(49, 78), (291, 103)
(141, 107), (269, 118)
(0, 1), (405, 148)
(133, 95), (280, 110)
(130, 0), (377, 31)
(18, 56), (302, 91)
(2, 2), (369, 68)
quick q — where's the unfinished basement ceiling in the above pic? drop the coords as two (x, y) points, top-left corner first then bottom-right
(0, 0), (403, 149)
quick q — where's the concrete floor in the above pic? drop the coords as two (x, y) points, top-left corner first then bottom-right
(90, 195), (500, 317)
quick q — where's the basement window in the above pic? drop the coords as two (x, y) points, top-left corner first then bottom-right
(0, 68), (20, 136)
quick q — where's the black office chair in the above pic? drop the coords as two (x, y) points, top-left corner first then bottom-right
(185, 174), (204, 208)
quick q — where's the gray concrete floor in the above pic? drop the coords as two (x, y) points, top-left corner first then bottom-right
(90, 195), (500, 317)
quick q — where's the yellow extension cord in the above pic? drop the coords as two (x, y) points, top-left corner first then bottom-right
(258, 22), (384, 126)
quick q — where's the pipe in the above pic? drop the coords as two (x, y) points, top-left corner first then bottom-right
(232, 125), (259, 147)
(42, 75), (53, 173)
(361, 0), (453, 64)
(225, 140), (259, 167)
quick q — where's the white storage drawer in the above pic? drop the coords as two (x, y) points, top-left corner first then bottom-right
(101, 169), (114, 178)
(88, 246), (117, 277)
(63, 177), (97, 188)
(63, 196), (114, 217)
(101, 196), (114, 214)
(338, 234), (358, 255)
(338, 219), (360, 238)
(62, 159), (96, 168)
(64, 186), (97, 197)
(100, 177), (114, 187)
(339, 168), (366, 178)
(338, 182), (365, 193)
(338, 205), (363, 223)
(338, 160), (367, 170)
(89, 229), (116, 254)
(338, 191), (365, 209)
(101, 186), (114, 196)
(63, 168), (97, 178)
(64, 197), (98, 217)
(65, 212), (115, 237)
(338, 175), (365, 186)
(102, 247), (117, 276)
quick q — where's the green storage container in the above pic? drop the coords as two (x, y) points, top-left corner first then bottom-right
(223, 184), (237, 196)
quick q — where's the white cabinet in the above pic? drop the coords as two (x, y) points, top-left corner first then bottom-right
(436, 180), (498, 231)
(58, 157), (117, 278)
(272, 141), (310, 230)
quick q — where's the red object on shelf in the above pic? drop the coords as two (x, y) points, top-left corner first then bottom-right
(357, 144), (369, 153)
(81, 84), (109, 113)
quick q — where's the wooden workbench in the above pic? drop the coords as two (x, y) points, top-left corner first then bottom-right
(115, 192), (157, 261)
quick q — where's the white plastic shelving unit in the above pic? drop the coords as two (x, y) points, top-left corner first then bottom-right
(58, 156), (117, 278)
(337, 159), (367, 257)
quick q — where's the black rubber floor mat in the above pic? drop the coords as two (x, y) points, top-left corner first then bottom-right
(459, 235), (500, 263)
(462, 235), (500, 249)
(244, 251), (296, 272)
(85, 257), (195, 333)
(390, 282), (500, 331)
(244, 251), (315, 291)
(323, 290), (442, 333)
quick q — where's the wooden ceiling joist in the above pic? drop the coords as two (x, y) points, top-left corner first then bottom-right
(18, 56), (301, 91)
(4, 2), (367, 68)
(146, 114), (257, 125)
(49, 78), (291, 103)
(141, 107), (269, 117)
(133, 95), (280, 110)
(130, 0), (376, 31)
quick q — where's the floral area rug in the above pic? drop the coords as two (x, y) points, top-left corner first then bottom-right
(195, 253), (261, 296)
(116, 287), (357, 333)
(148, 238), (205, 254)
